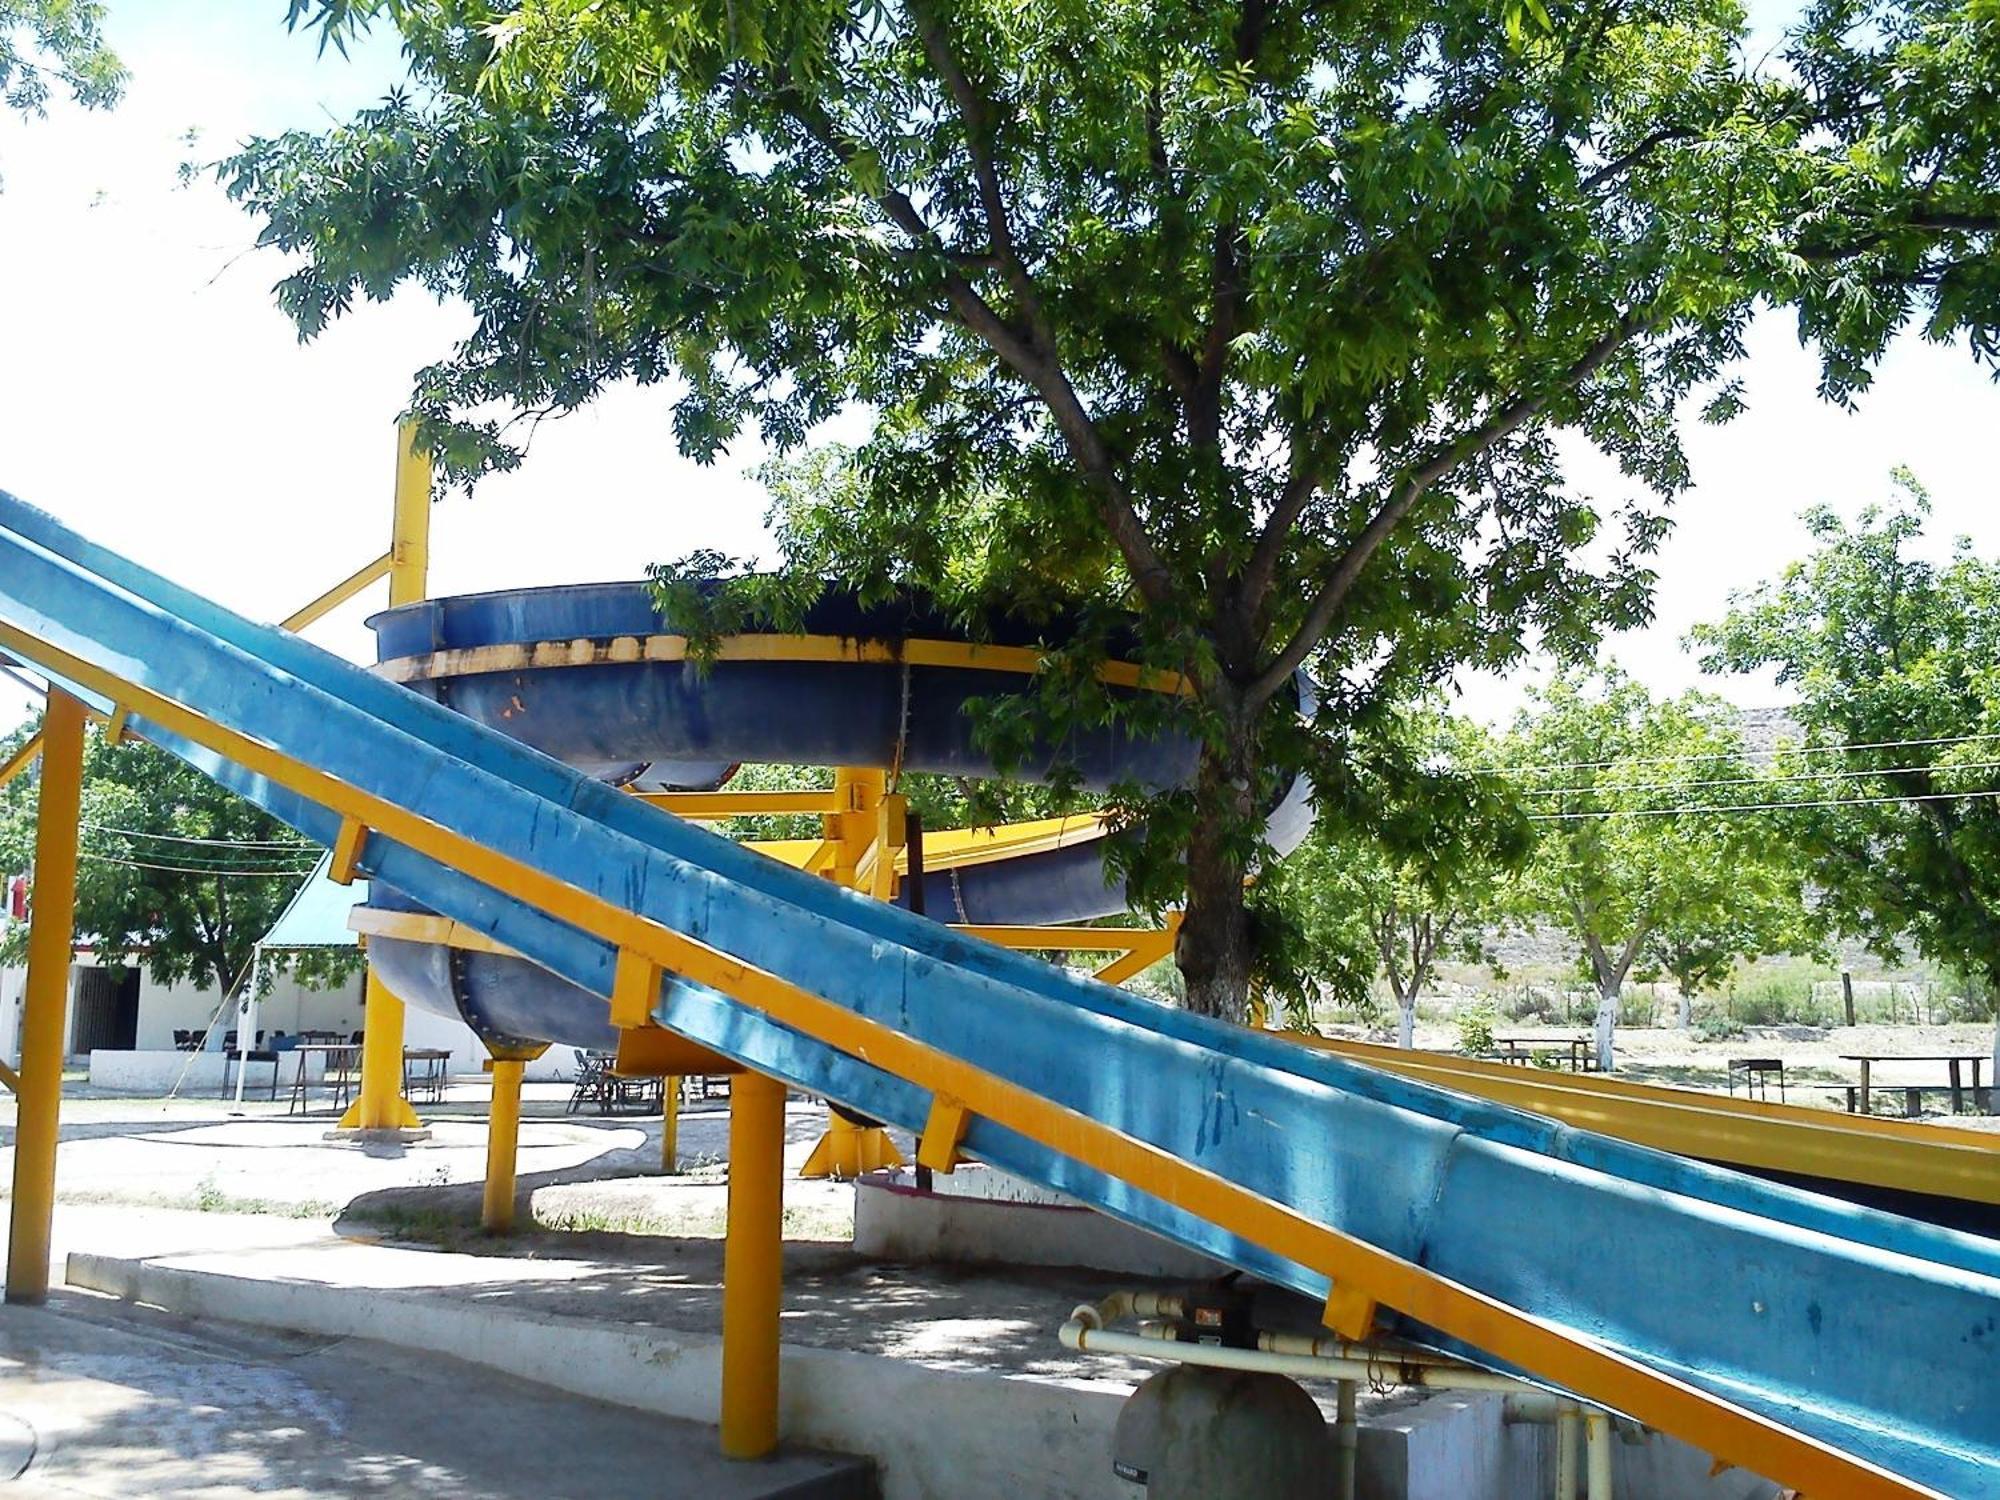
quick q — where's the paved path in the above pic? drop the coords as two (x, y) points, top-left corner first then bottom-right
(0, 1291), (873, 1499)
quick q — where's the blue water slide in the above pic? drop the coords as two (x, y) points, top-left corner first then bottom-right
(1, 491), (1996, 1495)
(361, 579), (1311, 1044)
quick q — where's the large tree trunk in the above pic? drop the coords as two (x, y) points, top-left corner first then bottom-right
(1176, 733), (1257, 1023)
(1594, 983), (1620, 1072)
(1397, 993), (1417, 1049)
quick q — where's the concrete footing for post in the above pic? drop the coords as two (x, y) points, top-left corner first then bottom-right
(853, 1166), (1232, 1279)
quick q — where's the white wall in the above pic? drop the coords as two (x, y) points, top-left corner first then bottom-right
(1, 953), (562, 1080)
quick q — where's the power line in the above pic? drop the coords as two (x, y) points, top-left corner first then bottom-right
(79, 851), (319, 878)
(1522, 758), (2000, 798)
(1529, 787), (2000, 821)
(1486, 730), (2000, 776)
(80, 822), (311, 851)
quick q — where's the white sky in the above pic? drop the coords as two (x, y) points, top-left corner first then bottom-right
(0, 3), (1994, 735)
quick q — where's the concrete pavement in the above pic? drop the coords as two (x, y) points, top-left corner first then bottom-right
(0, 1290), (874, 1499)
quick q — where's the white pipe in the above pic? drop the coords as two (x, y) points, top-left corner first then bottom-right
(1554, 1402), (1582, 1500)
(1060, 1318), (1563, 1398)
(1586, 1408), (1614, 1499)
(1334, 1378), (1358, 1500)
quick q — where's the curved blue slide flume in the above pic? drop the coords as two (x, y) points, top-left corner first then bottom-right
(0, 491), (1995, 1496)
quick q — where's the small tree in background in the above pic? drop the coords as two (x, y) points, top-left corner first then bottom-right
(1263, 709), (1528, 1043)
(1694, 475), (2000, 1066)
(1510, 671), (1789, 1069)
(0, 718), (356, 1001)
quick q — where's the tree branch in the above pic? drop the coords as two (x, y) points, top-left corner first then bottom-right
(1243, 310), (1650, 704)
(775, 84), (1177, 608)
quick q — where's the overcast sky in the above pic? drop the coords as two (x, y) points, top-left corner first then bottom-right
(0, 2), (1994, 736)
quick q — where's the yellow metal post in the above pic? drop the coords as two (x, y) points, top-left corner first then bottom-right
(7, 690), (84, 1303)
(341, 420), (431, 1133)
(721, 1071), (786, 1459)
(661, 1075), (682, 1173)
(482, 1056), (526, 1234)
(800, 769), (905, 1180)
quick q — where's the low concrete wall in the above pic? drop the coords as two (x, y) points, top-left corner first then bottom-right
(68, 1252), (1126, 1500)
(854, 1170), (1231, 1280)
(87, 1049), (299, 1095)
(68, 1253), (1777, 1500)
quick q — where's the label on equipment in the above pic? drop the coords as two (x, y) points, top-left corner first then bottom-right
(1113, 1459), (1149, 1485)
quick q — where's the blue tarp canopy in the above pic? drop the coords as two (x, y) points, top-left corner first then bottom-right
(257, 850), (364, 950)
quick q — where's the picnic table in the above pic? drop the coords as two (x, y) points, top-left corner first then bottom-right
(1838, 1052), (1991, 1116)
(1493, 1033), (1596, 1072)
(284, 1042), (361, 1116)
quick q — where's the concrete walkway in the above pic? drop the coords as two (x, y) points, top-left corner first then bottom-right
(0, 1291), (873, 1499)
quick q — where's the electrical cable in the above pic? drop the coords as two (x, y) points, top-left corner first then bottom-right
(1529, 787), (2000, 821)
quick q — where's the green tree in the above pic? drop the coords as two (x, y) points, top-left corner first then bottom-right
(1640, 840), (1813, 1028)
(1510, 671), (1795, 1068)
(1, 2), (123, 148)
(0, 717), (353, 1001)
(1781, 0), (2000, 400)
(1268, 711), (1528, 1045)
(219, 0), (1990, 1023)
(1693, 474), (2000, 1065)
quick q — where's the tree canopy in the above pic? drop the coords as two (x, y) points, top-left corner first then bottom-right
(0, 2), (122, 146)
(1693, 474), (2000, 1047)
(1508, 670), (1797, 1067)
(0, 718), (353, 1001)
(224, 0), (1998, 1020)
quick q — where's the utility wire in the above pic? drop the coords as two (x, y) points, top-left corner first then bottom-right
(79, 851), (319, 878)
(1485, 729), (2000, 776)
(1521, 758), (2000, 798)
(80, 821), (310, 851)
(1529, 787), (2000, 821)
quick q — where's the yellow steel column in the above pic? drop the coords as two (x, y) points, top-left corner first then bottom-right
(341, 420), (431, 1133)
(720, 1071), (786, 1459)
(6, 690), (85, 1304)
(661, 1075), (682, 1173)
(482, 1056), (526, 1234)
(799, 769), (903, 1180)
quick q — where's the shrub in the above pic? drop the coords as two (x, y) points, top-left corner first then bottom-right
(1456, 1001), (1498, 1056)
(1695, 1012), (1745, 1043)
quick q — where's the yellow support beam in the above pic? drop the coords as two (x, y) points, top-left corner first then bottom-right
(1092, 914), (1182, 986)
(379, 633), (1194, 697)
(896, 812), (1108, 872)
(482, 1056), (527, 1234)
(799, 769), (904, 1179)
(661, 1077), (681, 1174)
(6, 689), (84, 1304)
(917, 1092), (971, 1174)
(720, 1071), (786, 1459)
(628, 789), (845, 819)
(0, 729), (42, 790)
(343, 418), (431, 1136)
(0, 625), (1933, 1498)
(1293, 1034), (2000, 1208)
(280, 552), (393, 633)
(954, 923), (1171, 952)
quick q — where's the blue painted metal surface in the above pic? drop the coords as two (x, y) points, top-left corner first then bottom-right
(369, 582), (1313, 924)
(2, 492), (1998, 1494)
